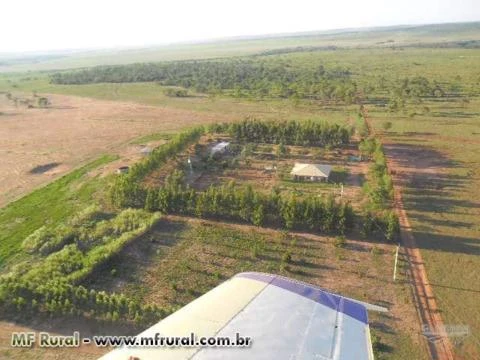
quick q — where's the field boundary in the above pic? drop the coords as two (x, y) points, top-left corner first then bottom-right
(363, 108), (455, 360)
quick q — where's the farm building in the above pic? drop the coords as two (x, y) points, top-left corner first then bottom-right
(210, 141), (230, 156)
(140, 146), (152, 156)
(116, 166), (130, 174)
(291, 163), (332, 182)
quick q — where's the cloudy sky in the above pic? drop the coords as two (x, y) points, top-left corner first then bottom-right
(2, 0), (479, 52)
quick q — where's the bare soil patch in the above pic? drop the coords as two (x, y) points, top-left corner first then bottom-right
(0, 94), (234, 207)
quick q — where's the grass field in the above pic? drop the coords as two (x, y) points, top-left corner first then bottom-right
(0, 155), (116, 267)
(0, 22), (479, 72)
(369, 97), (480, 358)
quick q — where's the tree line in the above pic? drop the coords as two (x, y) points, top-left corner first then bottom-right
(211, 118), (351, 147)
(0, 278), (168, 327)
(144, 171), (355, 234)
(356, 115), (400, 243)
(109, 127), (204, 208)
(49, 58), (358, 103)
(359, 137), (394, 208)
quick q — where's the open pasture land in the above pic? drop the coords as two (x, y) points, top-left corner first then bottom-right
(0, 22), (479, 73)
(0, 93), (232, 207)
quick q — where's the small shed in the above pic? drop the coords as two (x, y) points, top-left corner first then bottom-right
(210, 141), (230, 156)
(290, 163), (332, 182)
(140, 146), (152, 156)
(116, 166), (130, 174)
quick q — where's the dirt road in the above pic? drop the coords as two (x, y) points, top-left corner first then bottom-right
(363, 109), (455, 360)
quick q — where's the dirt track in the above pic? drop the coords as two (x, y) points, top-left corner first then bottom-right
(363, 109), (455, 360)
(0, 94), (235, 207)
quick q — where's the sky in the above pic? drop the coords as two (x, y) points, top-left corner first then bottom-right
(2, 0), (480, 53)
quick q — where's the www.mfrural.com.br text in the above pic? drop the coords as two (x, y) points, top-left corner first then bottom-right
(11, 331), (252, 348)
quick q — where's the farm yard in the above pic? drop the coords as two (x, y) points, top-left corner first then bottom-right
(144, 132), (364, 206)
(0, 22), (480, 360)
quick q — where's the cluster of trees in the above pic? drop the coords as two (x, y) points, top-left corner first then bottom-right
(22, 224), (76, 256)
(256, 46), (338, 56)
(0, 279), (167, 326)
(20, 209), (161, 286)
(211, 119), (352, 147)
(163, 87), (189, 97)
(110, 121), (350, 208)
(49, 59), (358, 102)
(1, 208), (163, 326)
(388, 76), (446, 112)
(22, 204), (105, 256)
(144, 171), (354, 234)
(110, 127), (204, 208)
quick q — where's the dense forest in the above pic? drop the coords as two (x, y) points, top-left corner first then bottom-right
(50, 58), (358, 102)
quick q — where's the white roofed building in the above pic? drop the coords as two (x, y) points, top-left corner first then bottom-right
(210, 141), (230, 156)
(290, 163), (332, 182)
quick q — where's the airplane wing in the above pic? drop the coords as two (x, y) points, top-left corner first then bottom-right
(99, 272), (379, 360)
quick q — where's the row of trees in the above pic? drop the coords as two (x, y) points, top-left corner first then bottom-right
(144, 171), (355, 234)
(211, 119), (351, 147)
(1, 209), (163, 326)
(0, 279), (168, 327)
(109, 127), (204, 208)
(19, 209), (161, 286)
(360, 138), (394, 208)
(49, 59), (358, 102)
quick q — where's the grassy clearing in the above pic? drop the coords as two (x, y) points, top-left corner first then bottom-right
(129, 132), (175, 145)
(0, 75), (357, 125)
(0, 155), (117, 267)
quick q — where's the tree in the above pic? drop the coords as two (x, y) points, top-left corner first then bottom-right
(386, 212), (400, 242)
(252, 204), (265, 226)
(37, 97), (49, 108)
(276, 142), (288, 158)
(144, 189), (158, 211)
(382, 121), (392, 131)
(282, 195), (297, 229)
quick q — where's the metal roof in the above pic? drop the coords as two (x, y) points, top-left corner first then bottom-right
(290, 163), (333, 178)
(210, 141), (230, 154)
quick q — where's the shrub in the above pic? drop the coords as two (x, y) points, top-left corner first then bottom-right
(334, 235), (346, 248)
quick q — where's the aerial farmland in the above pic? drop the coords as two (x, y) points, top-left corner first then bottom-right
(0, 13), (479, 360)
